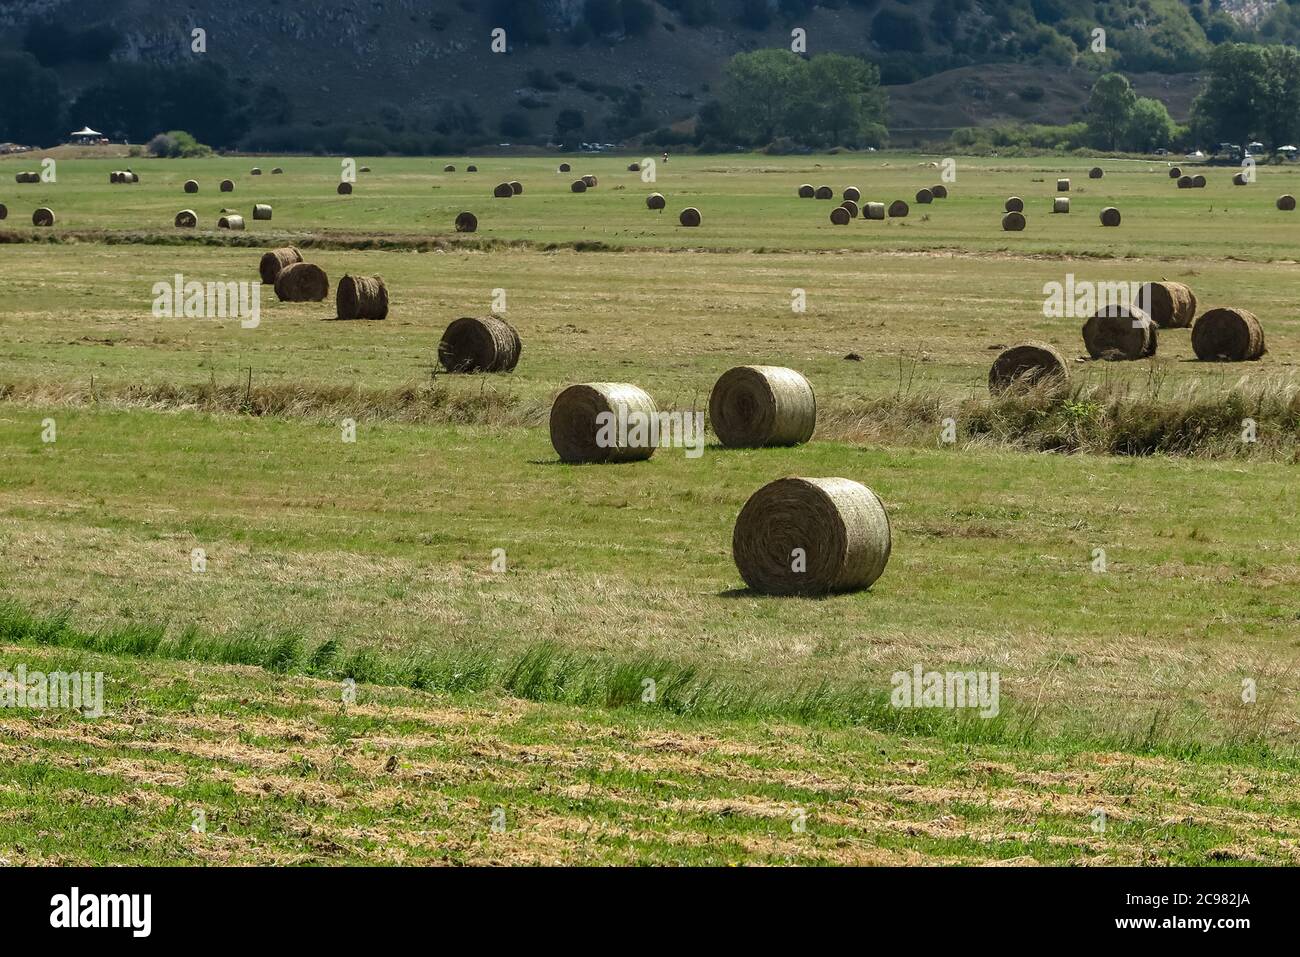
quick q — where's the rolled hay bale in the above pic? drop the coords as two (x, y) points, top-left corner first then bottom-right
(797, 184), (815, 198)
(438, 315), (522, 374)
(988, 342), (1069, 396)
(454, 211), (478, 232)
(1169, 166), (1182, 179)
(813, 185), (833, 200)
(258, 246), (303, 285)
(1057, 178), (1070, 192)
(1005, 196), (1024, 213)
(0, 203), (7, 220)
(843, 186), (861, 202)
(1089, 167), (1104, 179)
(709, 366), (816, 448)
(549, 383), (657, 464)
(1192, 308), (1266, 362)
(335, 274), (389, 321)
(679, 207), (702, 227)
(250, 167), (262, 175)
(628, 162), (640, 172)
(466, 165), (478, 172)
(271, 167), (284, 174)
(1082, 304), (1157, 360)
(509, 181), (523, 195)
(217, 214), (245, 231)
(252, 204), (272, 221)
(571, 180), (587, 193)
(359, 166), (371, 173)
(1053, 197), (1071, 214)
(493, 182), (513, 198)
(125, 171), (139, 183)
(184, 179), (199, 193)
(109, 171), (122, 184)
(1232, 172), (1248, 186)
(337, 181), (352, 195)
(220, 179), (234, 193)
(444, 164), (456, 172)
(931, 184), (948, 199)
(732, 477), (890, 596)
(1278, 194), (1296, 211)
(15, 171), (39, 183)
(829, 206), (851, 225)
(888, 200), (909, 218)
(1139, 281), (1196, 329)
(1177, 175), (1194, 189)
(1002, 211), (1026, 231)
(32, 207), (55, 227)
(915, 187), (934, 205)
(174, 209), (198, 228)
(646, 192), (666, 210)
(274, 262), (329, 302)
(863, 202), (886, 220)
(582, 174), (598, 188)
(1192, 174), (1207, 188)
(1099, 206), (1121, 227)
(840, 199), (859, 218)
(559, 163), (571, 173)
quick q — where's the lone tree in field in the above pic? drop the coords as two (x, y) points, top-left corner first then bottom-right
(1087, 73), (1138, 151)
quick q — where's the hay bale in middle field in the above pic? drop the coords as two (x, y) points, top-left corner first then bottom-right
(1083, 304), (1157, 360)
(274, 262), (329, 302)
(1053, 197), (1070, 213)
(217, 214), (245, 230)
(1139, 281), (1196, 328)
(679, 207), (702, 227)
(1005, 196), (1024, 212)
(1002, 211), (1026, 231)
(252, 204), (272, 221)
(863, 202), (886, 220)
(250, 167), (262, 175)
(1099, 206), (1121, 227)
(493, 182), (513, 198)
(32, 207), (55, 227)
(438, 315), (522, 373)
(829, 206), (851, 225)
(455, 211), (478, 232)
(1232, 172), (1248, 186)
(184, 179), (199, 193)
(571, 180), (587, 192)
(258, 246), (303, 285)
(797, 184), (815, 198)
(888, 200), (909, 217)
(931, 184), (948, 198)
(1177, 175), (1193, 189)
(1057, 178), (1071, 191)
(814, 185), (833, 199)
(709, 365), (816, 448)
(988, 343), (1069, 395)
(1089, 167), (1104, 179)
(581, 174), (598, 188)
(1168, 166), (1182, 178)
(509, 181), (523, 195)
(220, 179), (234, 192)
(549, 383), (657, 463)
(915, 188), (934, 204)
(1192, 174), (1207, 188)
(842, 186), (861, 202)
(335, 275), (389, 320)
(337, 181), (352, 195)
(174, 209), (198, 228)
(646, 192), (666, 210)
(1192, 308), (1266, 361)
(0, 203), (7, 220)
(840, 199), (859, 218)
(1277, 194), (1296, 210)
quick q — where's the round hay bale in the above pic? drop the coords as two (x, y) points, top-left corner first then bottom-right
(1168, 166), (1182, 179)
(337, 181), (352, 195)
(493, 182), (513, 198)
(272, 167), (283, 174)
(509, 181), (523, 195)
(1192, 308), (1266, 362)
(1089, 167), (1104, 179)
(438, 315), (522, 374)
(359, 166), (371, 173)
(109, 171), (122, 184)
(709, 366), (816, 448)
(1139, 281), (1196, 329)
(840, 199), (859, 218)
(988, 342), (1069, 396)
(915, 188), (934, 204)
(1052, 197), (1071, 214)
(32, 207), (54, 227)
(843, 186), (861, 202)
(814, 185), (833, 200)
(1192, 174), (1207, 188)
(444, 164), (456, 173)
(1099, 206), (1121, 227)
(732, 477), (890, 596)
(888, 200), (909, 218)
(1177, 175), (1194, 189)
(829, 206), (851, 225)
(549, 383), (657, 464)
(251, 167), (262, 176)
(931, 184), (948, 199)
(467, 165), (478, 172)
(220, 179), (234, 193)
(582, 174), (598, 188)
(1005, 196), (1024, 213)
(0, 203), (7, 220)
(252, 204), (272, 221)
(1056, 178), (1070, 192)
(258, 246), (303, 285)
(174, 209), (198, 228)
(15, 171), (39, 183)
(628, 162), (640, 172)
(646, 192), (666, 210)
(217, 214), (245, 231)
(1083, 305), (1157, 360)
(336, 275), (389, 321)
(863, 202), (886, 220)
(797, 184), (815, 198)
(559, 163), (571, 173)
(184, 180), (199, 193)
(679, 207), (702, 227)
(125, 171), (139, 183)
(1277, 194), (1296, 211)
(1232, 172), (1247, 186)
(571, 180), (587, 193)
(274, 262), (329, 302)
(455, 211), (478, 232)
(1002, 211), (1026, 231)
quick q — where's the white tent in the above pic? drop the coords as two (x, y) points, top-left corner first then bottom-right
(69, 126), (104, 143)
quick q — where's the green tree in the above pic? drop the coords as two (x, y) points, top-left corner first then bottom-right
(0, 52), (64, 145)
(721, 49), (805, 144)
(1086, 73), (1137, 150)
(1190, 43), (1270, 150)
(1122, 97), (1175, 153)
(1257, 45), (1300, 152)
(801, 54), (888, 147)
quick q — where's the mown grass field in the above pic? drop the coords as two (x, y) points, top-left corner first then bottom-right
(2, 151), (1299, 865)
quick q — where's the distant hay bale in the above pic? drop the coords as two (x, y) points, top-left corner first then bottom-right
(359, 166), (371, 173)
(1169, 166), (1182, 178)
(931, 184), (948, 198)
(863, 202), (886, 220)
(217, 214), (245, 230)
(797, 184), (815, 198)
(454, 211), (478, 232)
(1002, 211), (1026, 231)
(509, 181), (523, 194)
(571, 180), (587, 192)
(1005, 196), (1024, 212)
(679, 207), (702, 227)
(840, 199), (859, 218)
(184, 180), (199, 193)
(252, 204), (272, 221)
(336, 275), (389, 321)
(559, 163), (571, 172)
(829, 206), (851, 225)
(988, 342), (1069, 396)
(1083, 304), (1157, 360)
(174, 209), (198, 228)
(1277, 194), (1296, 210)
(438, 315), (522, 373)
(125, 171), (139, 183)
(888, 200), (909, 217)
(1099, 206), (1121, 227)
(646, 192), (666, 210)
(1140, 281), (1196, 329)
(1177, 175), (1193, 189)
(444, 164), (456, 172)
(709, 366), (816, 448)
(258, 246), (303, 285)
(814, 185), (833, 199)
(493, 182), (513, 198)
(250, 167), (262, 175)
(1232, 172), (1248, 186)
(1192, 308), (1266, 361)
(274, 262), (329, 302)
(915, 187), (934, 204)
(272, 167), (283, 174)
(732, 477), (890, 596)
(582, 174), (598, 188)
(337, 181), (352, 195)
(1052, 197), (1070, 213)
(0, 204), (7, 220)
(842, 186), (861, 202)
(1089, 167), (1103, 179)
(628, 162), (640, 172)
(32, 207), (54, 227)
(220, 179), (234, 192)
(109, 171), (121, 184)
(1192, 174), (1207, 188)
(15, 171), (39, 183)
(466, 165), (478, 172)
(549, 383), (657, 464)
(1057, 178), (1070, 191)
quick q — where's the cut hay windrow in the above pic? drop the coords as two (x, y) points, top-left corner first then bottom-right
(337, 182), (352, 195)
(571, 180), (587, 193)
(335, 275), (389, 321)
(274, 262), (329, 302)
(1140, 281), (1196, 329)
(679, 207), (702, 227)
(840, 199), (859, 218)
(732, 477), (890, 596)
(915, 188), (934, 204)
(709, 366), (816, 448)
(797, 184), (815, 198)
(220, 179), (234, 193)
(863, 202), (885, 220)
(1002, 211), (1026, 231)
(1083, 305), (1157, 360)
(258, 246), (303, 285)
(842, 186), (861, 202)
(1278, 195), (1296, 211)
(1052, 197), (1070, 214)
(646, 192), (666, 210)
(1192, 308), (1266, 362)
(217, 214), (245, 231)
(174, 209), (198, 228)
(1005, 196), (1024, 213)
(184, 179), (199, 193)
(32, 207), (54, 227)
(988, 342), (1069, 396)
(549, 383), (657, 464)
(931, 184), (948, 199)
(252, 204), (272, 221)
(829, 206), (850, 225)
(814, 185), (833, 200)
(493, 182), (513, 198)
(1099, 206), (1121, 227)
(888, 200), (909, 217)
(438, 315), (521, 373)
(454, 211), (478, 232)
(1089, 167), (1103, 179)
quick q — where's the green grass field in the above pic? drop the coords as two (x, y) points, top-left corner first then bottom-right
(2, 151), (1299, 865)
